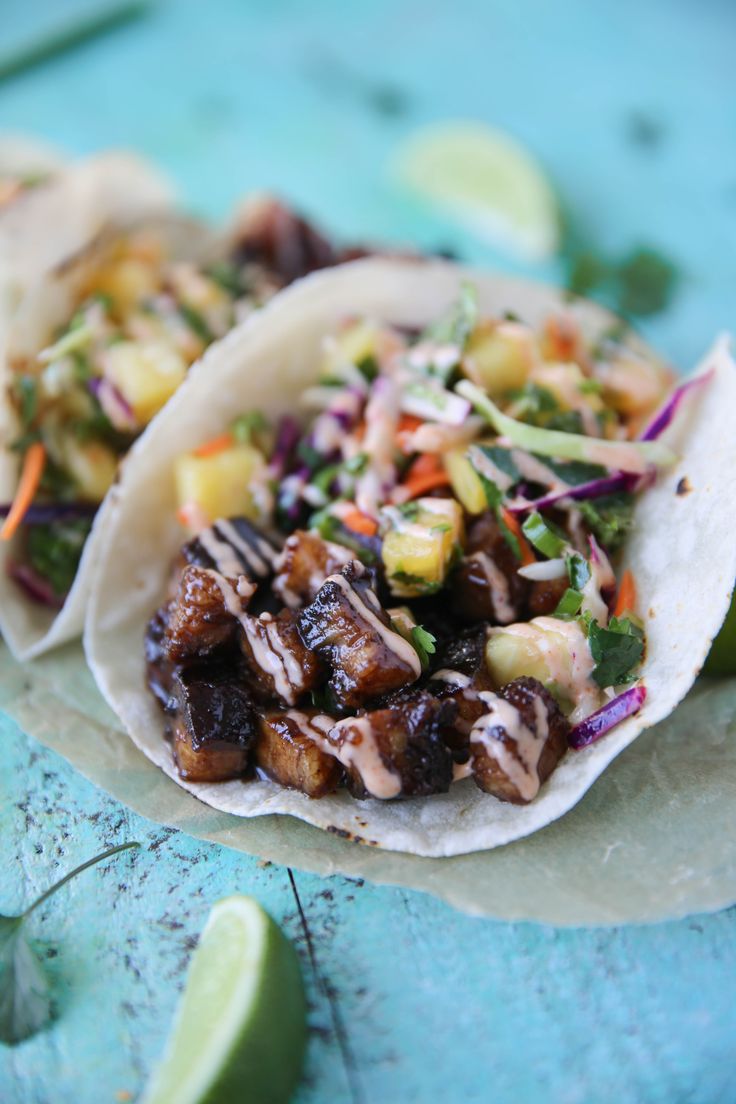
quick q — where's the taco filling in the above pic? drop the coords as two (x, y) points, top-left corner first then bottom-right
(145, 286), (700, 806)
(1, 199), (359, 607)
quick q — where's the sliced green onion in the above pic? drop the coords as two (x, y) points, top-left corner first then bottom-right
(455, 380), (676, 473)
(522, 511), (567, 558)
(554, 588), (584, 618)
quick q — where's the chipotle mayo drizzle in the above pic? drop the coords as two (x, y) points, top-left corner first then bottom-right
(489, 616), (600, 723)
(470, 551), (516, 623)
(330, 716), (402, 799)
(328, 572), (422, 679)
(470, 691), (546, 802)
(285, 710), (402, 799)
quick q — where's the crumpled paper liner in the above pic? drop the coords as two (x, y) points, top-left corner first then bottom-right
(2, 641), (735, 925)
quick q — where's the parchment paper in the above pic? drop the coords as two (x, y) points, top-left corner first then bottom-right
(2, 641), (735, 926)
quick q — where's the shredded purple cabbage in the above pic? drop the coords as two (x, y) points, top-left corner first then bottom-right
(506, 472), (640, 516)
(7, 562), (63, 607)
(639, 370), (714, 442)
(0, 502), (97, 524)
(569, 685), (647, 749)
(268, 416), (301, 477)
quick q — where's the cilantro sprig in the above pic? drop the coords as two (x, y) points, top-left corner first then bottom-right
(0, 842), (139, 1045)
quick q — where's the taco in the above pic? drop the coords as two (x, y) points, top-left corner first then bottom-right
(85, 257), (736, 856)
(0, 177), (362, 659)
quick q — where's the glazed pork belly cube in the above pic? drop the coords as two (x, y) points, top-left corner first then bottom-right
(332, 692), (455, 800)
(239, 608), (325, 706)
(165, 565), (254, 664)
(451, 511), (528, 625)
(175, 517), (280, 587)
(527, 575), (568, 616)
(469, 676), (570, 804)
(255, 710), (342, 798)
(170, 662), (256, 783)
(272, 529), (353, 609)
(145, 603), (177, 714)
(427, 625), (494, 749)
(297, 561), (422, 709)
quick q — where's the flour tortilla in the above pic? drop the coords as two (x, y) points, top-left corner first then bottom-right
(85, 257), (736, 856)
(0, 154), (208, 660)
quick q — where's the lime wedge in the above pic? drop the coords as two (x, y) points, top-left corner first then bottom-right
(704, 592), (736, 676)
(395, 121), (559, 261)
(142, 896), (307, 1104)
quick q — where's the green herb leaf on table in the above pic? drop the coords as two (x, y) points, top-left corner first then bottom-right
(0, 841), (140, 1046)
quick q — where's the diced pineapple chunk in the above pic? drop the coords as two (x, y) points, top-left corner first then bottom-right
(485, 617), (595, 714)
(464, 321), (535, 397)
(104, 340), (187, 426)
(444, 448), (487, 514)
(322, 320), (379, 375)
(382, 497), (463, 597)
(61, 439), (118, 502)
(87, 257), (160, 315)
(175, 443), (265, 527)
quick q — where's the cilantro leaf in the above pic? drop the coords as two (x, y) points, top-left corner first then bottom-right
(410, 625), (437, 670)
(27, 519), (93, 599)
(0, 842), (139, 1046)
(566, 552), (590, 590)
(0, 918), (52, 1045)
(586, 616), (644, 688)
(577, 494), (635, 553)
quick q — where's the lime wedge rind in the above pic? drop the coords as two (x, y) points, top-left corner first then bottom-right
(142, 895), (307, 1104)
(394, 121), (560, 262)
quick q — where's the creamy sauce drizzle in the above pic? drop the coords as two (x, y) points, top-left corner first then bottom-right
(470, 551), (516, 623)
(489, 616), (600, 723)
(328, 572), (422, 678)
(240, 615), (297, 704)
(330, 716), (402, 799)
(470, 691), (545, 802)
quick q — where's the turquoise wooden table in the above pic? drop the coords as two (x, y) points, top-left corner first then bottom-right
(1, 1), (735, 1101)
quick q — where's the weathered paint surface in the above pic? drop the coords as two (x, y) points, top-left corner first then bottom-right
(2, 0), (736, 1099)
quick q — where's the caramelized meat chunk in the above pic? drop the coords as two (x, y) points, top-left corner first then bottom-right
(255, 710), (342, 798)
(272, 530), (353, 609)
(451, 512), (527, 625)
(469, 676), (570, 804)
(332, 692), (455, 799)
(166, 565), (254, 664)
(177, 518), (280, 584)
(145, 603), (177, 713)
(171, 663), (256, 783)
(233, 198), (339, 285)
(528, 575), (568, 617)
(239, 608), (324, 706)
(297, 561), (422, 709)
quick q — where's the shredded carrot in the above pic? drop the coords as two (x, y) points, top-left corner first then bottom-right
(193, 433), (233, 458)
(500, 507), (536, 567)
(397, 413), (424, 435)
(401, 453), (452, 500)
(0, 443), (46, 541)
(613, 569), (637, 617)
(341, 507), (378, 537)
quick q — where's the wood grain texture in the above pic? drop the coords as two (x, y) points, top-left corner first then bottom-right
(2, 719), (735, 1103)
(1, 0), (735, 1099)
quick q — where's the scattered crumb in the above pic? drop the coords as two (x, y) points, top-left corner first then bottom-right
(115, 1092), (132, 1102)
(648, 606), (656, 619)
(676, 476), (692, 496)
(256, 859), (272, 869)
